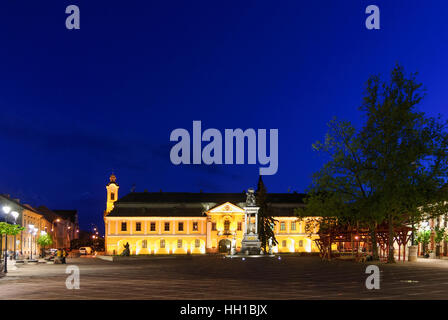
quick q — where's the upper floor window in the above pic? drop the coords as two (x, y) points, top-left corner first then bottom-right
(211, 222), (217, 231)
(178, 222), (184, 231)
(291, 222), (296, 231)
(150, 222), (156, 232)
(192, 222), (198, 231)
(110, 192), (115, 201)
(280, 222), (286, 231)
(237, 222), (242, 231)
(224, 220), (230, 231)
(121, 222), (127, 231)
(136, 222), (141, 232)
(164, 222), (170, 231)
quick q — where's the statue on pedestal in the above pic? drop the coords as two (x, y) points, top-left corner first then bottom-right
(246, 188), (256, 207)
(121, 242), (130, 256)
(268, 237), (273, 255)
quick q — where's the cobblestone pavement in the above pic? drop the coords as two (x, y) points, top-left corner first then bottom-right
(0, 255), (448, 299)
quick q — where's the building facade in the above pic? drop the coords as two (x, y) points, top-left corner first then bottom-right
(103, 174), (319, 255)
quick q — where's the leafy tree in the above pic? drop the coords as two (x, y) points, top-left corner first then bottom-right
(0, 222), (24, 236)
(416, 230), (431, 255)
(298, 64), (448, 263)
(37, 233), (53, 256)
(256, 176), (278, 253)
(359, 64), (448, 262)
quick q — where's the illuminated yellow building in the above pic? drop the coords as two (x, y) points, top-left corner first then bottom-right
(104, 174), (319, 255)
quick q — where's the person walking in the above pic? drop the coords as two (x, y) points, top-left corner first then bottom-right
(62, 249), (68, 264)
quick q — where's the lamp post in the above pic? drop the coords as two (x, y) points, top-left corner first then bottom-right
(28, 224), (37, 260)
(2, 206), (11, 273)
(11, 211), (18, 260)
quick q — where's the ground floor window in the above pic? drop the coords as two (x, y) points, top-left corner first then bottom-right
(160, 239), (165, 248)
(195, 239), (200, 248)
(177, 239), (182, 248)
(282, 240), (287, 247)
(299, 240), (303, 247)
(142, 240), (147, 248)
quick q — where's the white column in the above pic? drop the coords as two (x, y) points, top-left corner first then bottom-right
(206, 219), (212, 249)
(255, 213), (258, 235)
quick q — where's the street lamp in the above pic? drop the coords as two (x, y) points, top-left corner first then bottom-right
(2, 206), (12, 272)
(10, 211), (19, 260)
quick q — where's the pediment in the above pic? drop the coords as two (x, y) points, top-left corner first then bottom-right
(206, 202), (245, 215)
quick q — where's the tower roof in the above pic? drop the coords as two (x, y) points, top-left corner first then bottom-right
(107, 173), (119, 186)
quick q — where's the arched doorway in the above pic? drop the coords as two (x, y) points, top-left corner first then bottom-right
(218, 239), (231, 253)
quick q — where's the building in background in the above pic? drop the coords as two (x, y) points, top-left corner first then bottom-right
(103, 174), (319, 255)
(0, 194), (79, 259)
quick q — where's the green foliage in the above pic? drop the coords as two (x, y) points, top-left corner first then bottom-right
(0, 222), (25, 236)
(256, 176), (278, 252)
(37, 233), (53, 247)
(416, 230), (431, 245)
(434, 226), (446, 244)
(298, 64), (448, 263)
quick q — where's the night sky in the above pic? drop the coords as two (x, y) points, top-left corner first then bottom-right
(1, 1), (447, 232)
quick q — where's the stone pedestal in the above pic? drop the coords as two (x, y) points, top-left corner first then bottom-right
(408, 245), (418, 262)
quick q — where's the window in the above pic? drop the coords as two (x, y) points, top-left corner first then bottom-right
(282, 240), (287, 247)
(177, 239), (182, 248)
(136, 222), (141, 232)
(212, 222), (216, 231)
(299, 240), (303, 247)
(280, 222), (285, 231)
(111, 192), (115, 200)
(237, 222), (242, 231)
(192, 222), (198, 231)
(291, 222), (296, 231)
(142, 240), (147, 248)
(195, 239), (200, 248)
(150, 222), (156, 232)
(121, 222), (127, 231)
(178, 222), (184, 231)
(224, 220), (230, 231)
(160, 239), (165, 248)
(164, 222), (170, 231)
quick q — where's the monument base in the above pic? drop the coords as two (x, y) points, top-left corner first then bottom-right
(241, 234), (262, 255)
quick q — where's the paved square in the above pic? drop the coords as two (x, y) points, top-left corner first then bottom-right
(1, 255), (448, 299)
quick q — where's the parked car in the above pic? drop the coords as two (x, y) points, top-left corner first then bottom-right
(79, 247), (93, 255)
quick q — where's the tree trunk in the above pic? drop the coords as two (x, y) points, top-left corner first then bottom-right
(387, 214), (395, 263)
(370, 226), (379, 261)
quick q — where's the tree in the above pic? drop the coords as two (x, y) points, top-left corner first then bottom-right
(37, 233), (53, 257)
(0, 222), (24, 237)
(256, 176), (278, 253)
(299, 64), (448, 263)
(296, 119), (382, 260)
(359, 64), (448, 262)
(434, 226), (446, 256)
(416, 230), (431, 255)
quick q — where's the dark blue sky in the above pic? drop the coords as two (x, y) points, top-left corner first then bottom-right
(1, 1), (447, 231)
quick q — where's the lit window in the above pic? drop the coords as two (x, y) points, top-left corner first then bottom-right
(291, 222), (296, 231)
(237, 222), (242, 231)
(160, 239), (165, 248)
(282, 240), (287, 247)
(299, 240), (303, 247)
(178, 222), (184, 231)
(192, 222), (198, 231)
(121, 222), (127, 231)
(212, 222), (216, 231)
(280, 222), (285, 231)
(195, 239), (200, 248)
(164, 222), (170, 231)
(177, 239), (182, 248)
(111, 192), (115, 201)
(150, 222), (156, 232)
(142, 240), (147, 248)
(224, 220), (230, 231)
(136, 222), (141, 232)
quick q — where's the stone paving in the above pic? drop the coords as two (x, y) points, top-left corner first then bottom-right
(0, 255), (448, 299)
